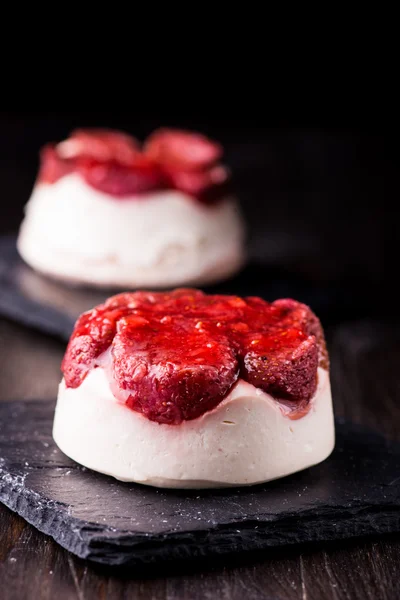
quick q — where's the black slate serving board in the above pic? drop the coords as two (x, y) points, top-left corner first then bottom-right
(0, 399), (399, 567)
(0, 235), (369, 341)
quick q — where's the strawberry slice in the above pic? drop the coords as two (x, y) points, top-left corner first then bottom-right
(78, 157), (168, 197)
(243, 334), (318, 403)
(112, 318), (239, 424)
(57, 128), (140, 166)
(38, 145), (75, 184)
(144, 128), (223, 170)
(166, 165), (229, 198)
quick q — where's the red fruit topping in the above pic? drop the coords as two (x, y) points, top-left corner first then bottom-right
(58, 129), (141, 165)
(166, 165), (230, 201)
(37, 128), (229, 203)
(144, 128), (223, 170)
(112, 318), (238, 424)
(62, 290), (328, 425)
(78, 158), (168, 197)
(38, 145), (75, 184)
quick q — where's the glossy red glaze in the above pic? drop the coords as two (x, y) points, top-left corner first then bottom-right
(38, 128), (228, 203)
(62, 290), (327, 425)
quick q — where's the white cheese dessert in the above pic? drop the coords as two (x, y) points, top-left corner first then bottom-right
(17, 129), (245, 288)
(54, 365), (333, 488)
(52, 289), (335, 489)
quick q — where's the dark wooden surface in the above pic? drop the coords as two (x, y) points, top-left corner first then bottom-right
(0, 317), (400, 599)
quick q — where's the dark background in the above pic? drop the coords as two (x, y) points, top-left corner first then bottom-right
(0, 112), (392, 319)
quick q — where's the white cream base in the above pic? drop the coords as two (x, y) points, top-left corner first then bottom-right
(53, 367), (335, 489)
(17, 175), (245, 288)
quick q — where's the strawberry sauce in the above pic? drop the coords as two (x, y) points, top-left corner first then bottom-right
(62, 290), (328, 425)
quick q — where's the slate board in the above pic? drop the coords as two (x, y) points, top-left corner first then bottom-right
(0, 235), (368, 342)
(0, 399), (399, 567)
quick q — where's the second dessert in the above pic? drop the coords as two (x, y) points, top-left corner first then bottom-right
(53, 289), (335, 488)
(17, 128), (245, 288)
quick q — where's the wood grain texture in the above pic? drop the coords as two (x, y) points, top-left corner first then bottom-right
(1, 317), (400, 599)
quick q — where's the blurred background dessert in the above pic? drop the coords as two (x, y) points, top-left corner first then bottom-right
(16, 127), (245, 289)
(0, 112), (393, 326)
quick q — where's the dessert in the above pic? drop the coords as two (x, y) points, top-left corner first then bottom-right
(53, 289), (335, 488)
(17, 128), (245, 288)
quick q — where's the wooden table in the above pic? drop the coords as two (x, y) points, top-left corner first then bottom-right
(0, 317), (399, 600)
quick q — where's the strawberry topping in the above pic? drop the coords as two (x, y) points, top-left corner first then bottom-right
(38, 145), (75, 184)
(62, 290), (328, 425)
(78, 157), (169, 197)
(58, 129), (141, 165)
(38, 128), (228, 203)
(144, 128), (223, 170)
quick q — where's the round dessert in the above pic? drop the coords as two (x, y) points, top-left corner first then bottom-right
(17, 128), (245, 288)
(53, 289), (335, 488)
